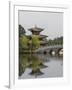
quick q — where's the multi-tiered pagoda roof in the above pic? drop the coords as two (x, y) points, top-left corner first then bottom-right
(28, 25), (43, 32)
(28, 25), (48, 46)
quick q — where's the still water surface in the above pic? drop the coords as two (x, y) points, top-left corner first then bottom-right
(19, 54), (63, 79)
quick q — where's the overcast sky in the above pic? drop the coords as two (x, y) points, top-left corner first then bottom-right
(18, 10), (63, 39)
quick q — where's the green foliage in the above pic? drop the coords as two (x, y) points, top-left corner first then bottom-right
(19, 24), (26, 37)
(32, 35), (40, 49)
(19, 36), (29, 48)
(47, 36), (63, 46)
(19, 35), (40, 53)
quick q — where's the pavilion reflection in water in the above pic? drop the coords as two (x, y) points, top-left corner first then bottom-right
(19, 54), (48, 78)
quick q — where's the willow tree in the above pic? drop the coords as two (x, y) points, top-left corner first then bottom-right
(28, 35), (40, 53)
(19, 36), (29, 49)
(32, 35), (40, 49)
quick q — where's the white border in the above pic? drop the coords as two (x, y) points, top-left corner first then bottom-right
(9, 1), (70, 88)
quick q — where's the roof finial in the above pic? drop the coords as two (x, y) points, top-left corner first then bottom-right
(35, 24), (37, 28)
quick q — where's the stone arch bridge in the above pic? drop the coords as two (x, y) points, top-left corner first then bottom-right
(35, 45), (63, 55)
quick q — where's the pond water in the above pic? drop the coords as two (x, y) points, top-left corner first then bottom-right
(19, 54), (63, 79)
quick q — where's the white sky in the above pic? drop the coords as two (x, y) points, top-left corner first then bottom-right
(18, 10), (63, 39)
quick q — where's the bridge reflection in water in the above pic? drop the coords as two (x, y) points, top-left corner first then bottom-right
(19, 54), (63, 79)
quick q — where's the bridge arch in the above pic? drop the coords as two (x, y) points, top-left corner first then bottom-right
(49, 49), (56, 55)
(57, 48), (63, 55)
(43, 50), (47, 54)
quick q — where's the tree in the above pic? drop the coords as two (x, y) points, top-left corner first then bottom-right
(47, 36), (63, 46)
(19, 36), (29, 48)
(32, 35), (40, 49)
(27, 35), (40, 53)
(19, 25), (26, 37)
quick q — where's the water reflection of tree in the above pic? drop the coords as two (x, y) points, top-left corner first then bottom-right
(19, 54), (48, 77)
(19, 54), (31, 76)
(29, 55), (48, 78)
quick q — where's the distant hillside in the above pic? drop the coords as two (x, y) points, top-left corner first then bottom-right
(47, 36), (63, 45)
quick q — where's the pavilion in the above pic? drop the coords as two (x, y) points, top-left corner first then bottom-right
(27, 25), (48, 47)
